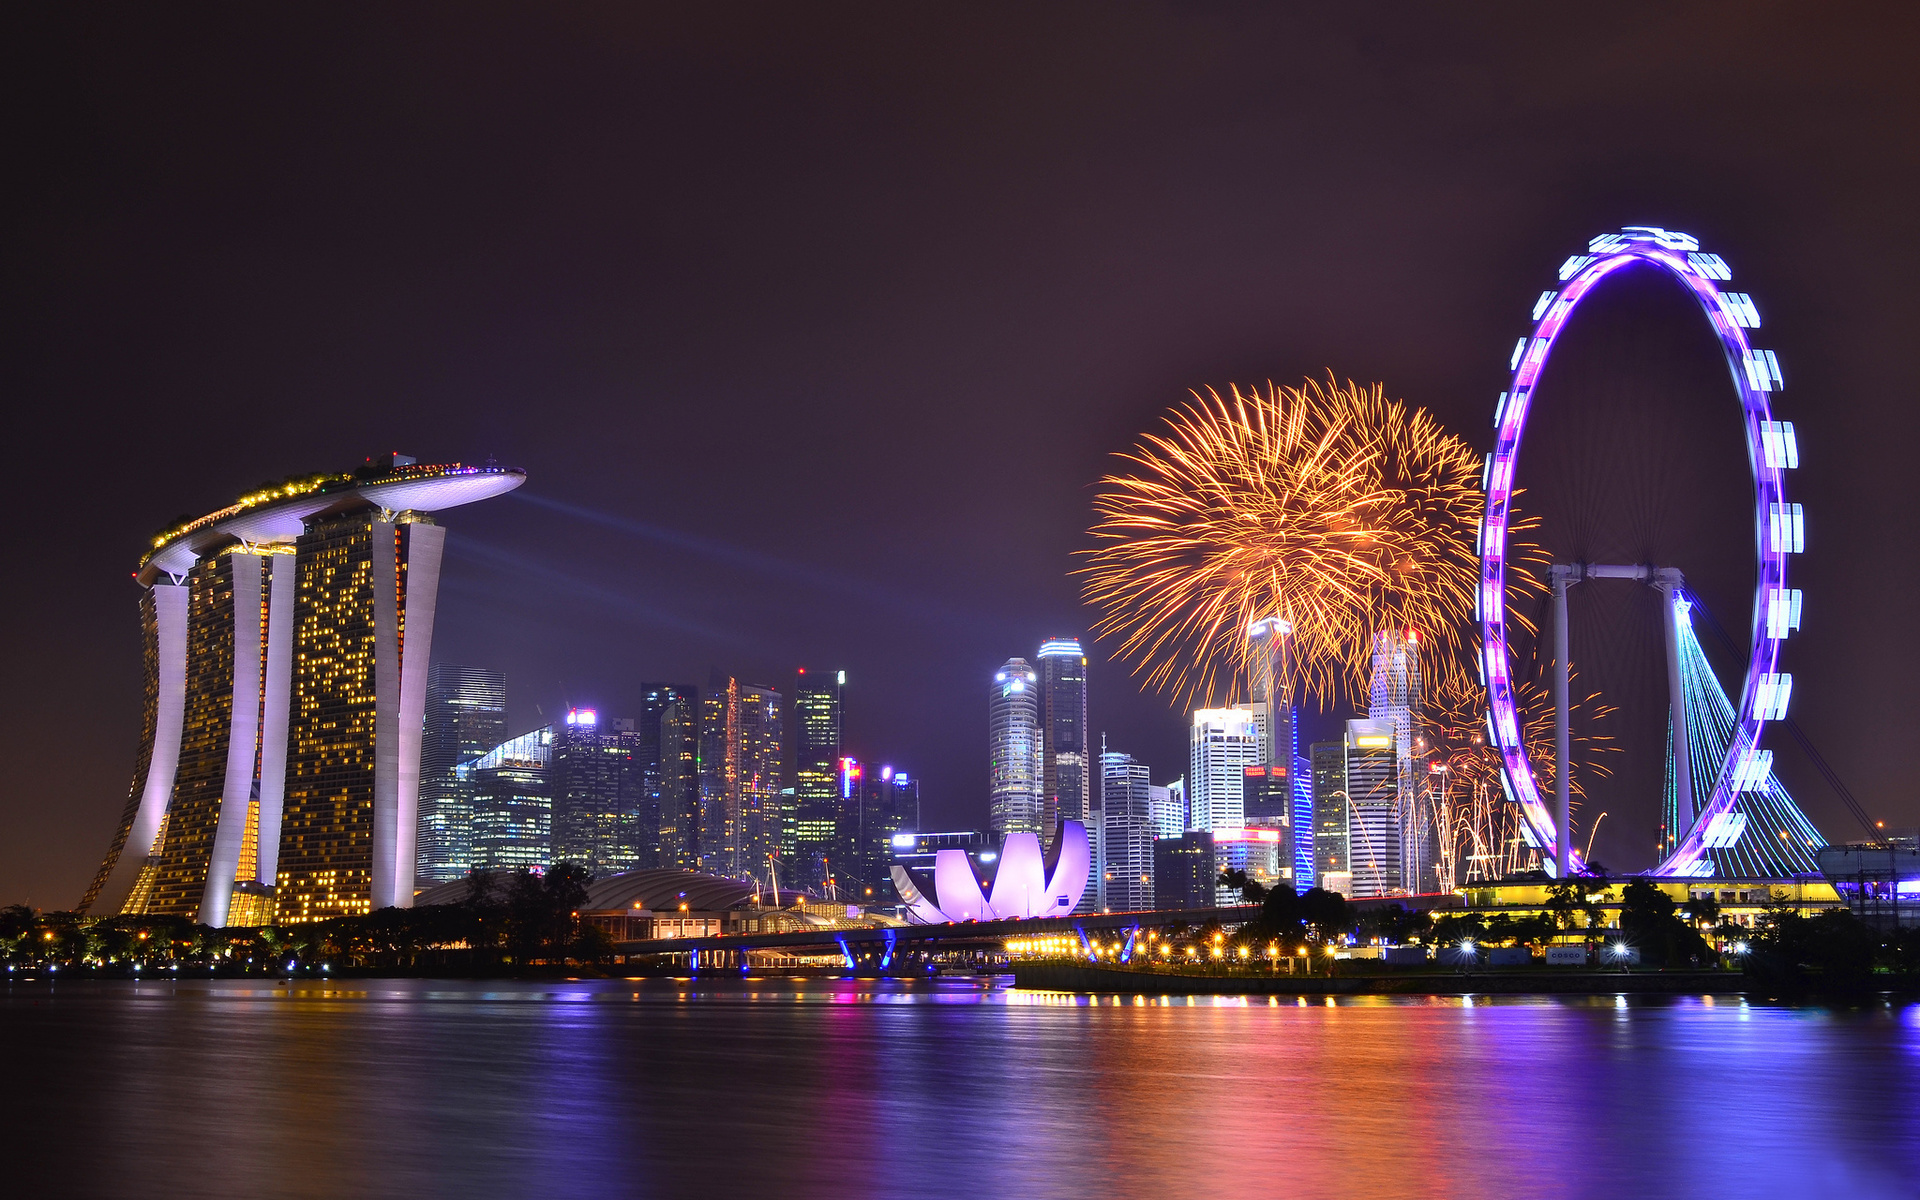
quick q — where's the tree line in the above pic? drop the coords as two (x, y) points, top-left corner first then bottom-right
(1, 864), (613, 975)
(1219, 866), (1920, 991)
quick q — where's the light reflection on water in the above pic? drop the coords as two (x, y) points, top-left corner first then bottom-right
(5, 977), (1918, 1199)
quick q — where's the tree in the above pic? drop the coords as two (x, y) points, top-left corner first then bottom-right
(1219, 868), (1267, 905)
(1619, 877), (1675, 932)
(1746, 899), (1876, 993)
(1617, 877), (1705, 965)
(1244, 883), (1302, 944)
(1299, 888), (1352, 941)
(1543, 879), (1581, 931)
(1365, 904), (1431, 945)
(1680, 892), (1721, 931)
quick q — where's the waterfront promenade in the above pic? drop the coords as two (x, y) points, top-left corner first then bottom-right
(1012, 959), (1743, 996)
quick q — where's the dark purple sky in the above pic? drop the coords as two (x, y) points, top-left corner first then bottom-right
(6, 5), (1918, 906)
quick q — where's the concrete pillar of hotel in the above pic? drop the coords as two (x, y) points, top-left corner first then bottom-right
(200, 552), (265, 927)
(372, 522), (403, 911)
(95, 582), (191, 914)
(372, 520), (446, 911)
(394, 523), (444, 909)
(253, 550), (297, 886)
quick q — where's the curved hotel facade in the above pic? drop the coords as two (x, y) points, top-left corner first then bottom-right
(80, 457), (525, 925)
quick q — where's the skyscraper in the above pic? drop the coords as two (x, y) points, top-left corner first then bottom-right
(837, 760), (917, 902)
(1100, 750), (1154, 912)
(737, 682), (784, 880)
(700, 672), (783, 882)
(791, 668), (843, 892)
(1038, 638), (1095, 911)
(1344, 719), (1401, 898)
(637, 683), (700, 870)
(1368, 629), (1428, 893)
(1188, 707), (1259, 832)
(1154, 832), (1215, 911)
(416, 664), (507, 886)
(82, 458), (525, 925)
(1310, 739), (1348, 892)
(1149, 780), (1184, 840)
(466, 727), (552, 872)
(550, 708), (644, 877)
(1038, 638), (1089, 830)
(989, 659), (1045, 836)
(1245, 617), (1298, 883)
(1241, 764), (1293, 825)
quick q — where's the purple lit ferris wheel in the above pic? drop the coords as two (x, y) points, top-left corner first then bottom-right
(1478, 226), (1802, 879)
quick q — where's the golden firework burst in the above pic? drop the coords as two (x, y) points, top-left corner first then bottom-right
(1079, 375), (1541, 709)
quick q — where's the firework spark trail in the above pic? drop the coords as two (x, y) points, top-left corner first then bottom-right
(1080, 375), (1545, 710)
(1424, 667), (1619, 884)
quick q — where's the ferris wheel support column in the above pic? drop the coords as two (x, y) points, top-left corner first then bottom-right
(1548, 564), (1579, 878)
(1654, 567), (1694, 844)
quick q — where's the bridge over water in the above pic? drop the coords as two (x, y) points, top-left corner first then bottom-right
(613, 895), (1451, 967)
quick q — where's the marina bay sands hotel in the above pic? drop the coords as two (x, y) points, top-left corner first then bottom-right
(79, 456), (525, 926)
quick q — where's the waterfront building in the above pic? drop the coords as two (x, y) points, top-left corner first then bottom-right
(1310, 740), (1348, 891)
(888, 829), (996, 884)
(1214, 827), (1285, 903)
(1039, 638), (1096, 912)
(837, 760), (917, 902)
(81, 457), (524, 924)
(791, 668), (844, 892)
(1292, 754), (1315, 888)
(989, 658), (1045, 837)
(1100, 751), (1154, 912)
(550, 708), (645, 877)
(415, 664), (507, 886)
(893, 820), (1090, 923)
(1344, 719), (1401, 898)
(1188, 707), (1260, 832)
(1241, 764), (1292, 826)
(1037, 638), (1090, 830)
(637, 683), (700, 870)
(1368, 629), (1430, 893)
(1154, 832), (1215, 911)
(700, 673), (784, 883)
(1151, 777), (1185, 839)
(466, 726), (553, 872)
(1246, 616), (1307, 884)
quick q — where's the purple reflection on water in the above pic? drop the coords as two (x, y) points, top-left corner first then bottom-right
(5, 979), (1919, 1199)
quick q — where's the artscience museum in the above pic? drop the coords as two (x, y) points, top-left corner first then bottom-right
(890, 820), (1091, 923)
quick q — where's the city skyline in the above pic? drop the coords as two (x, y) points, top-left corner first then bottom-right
(47, 439), (1855, 912)
(9, 13), (1918, 1199)
(9, 8), (1918, 910)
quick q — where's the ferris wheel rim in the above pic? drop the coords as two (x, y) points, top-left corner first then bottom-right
(1476, 225), (1795, 878)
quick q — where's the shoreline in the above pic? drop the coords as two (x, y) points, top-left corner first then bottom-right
(1011, 960), (1751, 995)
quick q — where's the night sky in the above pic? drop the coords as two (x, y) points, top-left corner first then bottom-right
(6, 6), (1918, 906)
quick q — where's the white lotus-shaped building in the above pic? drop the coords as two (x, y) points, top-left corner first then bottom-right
(890, 820), (1089, 923)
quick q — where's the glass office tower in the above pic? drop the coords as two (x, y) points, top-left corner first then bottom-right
(550, 708), (645, 877)
(638, 683), (700, 870)
(989, 659), (1045, 836)
(416, 663), (507, 885)
(467, 727), (553, 872)
(700, 672), (783, 882)
(791, 668), (844, 892)
(1100, 750), (1154, 912)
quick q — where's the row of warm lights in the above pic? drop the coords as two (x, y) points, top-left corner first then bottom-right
(145, 461), (497, 556)
(146, 473), (349, 550)
(1007, 929), (1344, 963)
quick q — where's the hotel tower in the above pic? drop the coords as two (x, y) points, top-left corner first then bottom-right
(80, 455), (524, 925)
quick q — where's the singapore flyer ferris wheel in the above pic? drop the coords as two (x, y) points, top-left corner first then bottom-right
(1477, 225), (1818, 879)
